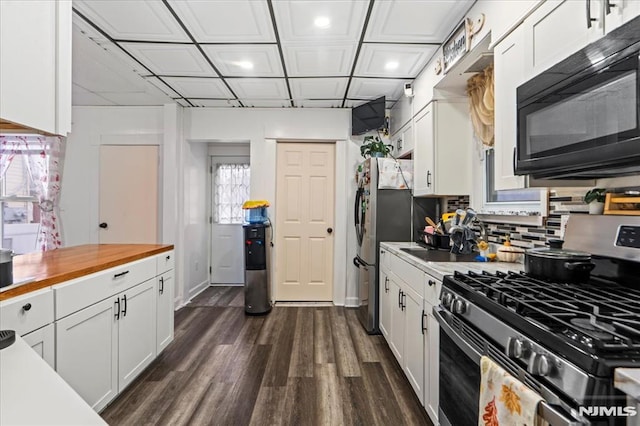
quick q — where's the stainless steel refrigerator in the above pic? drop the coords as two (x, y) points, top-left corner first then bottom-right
(353, 157), (412, 333)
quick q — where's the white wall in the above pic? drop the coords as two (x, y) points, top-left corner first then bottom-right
(61, 106), (165, 246)
(187, 107), (359, 306)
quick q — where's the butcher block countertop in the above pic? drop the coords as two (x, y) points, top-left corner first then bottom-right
(0, 244), (174, 301)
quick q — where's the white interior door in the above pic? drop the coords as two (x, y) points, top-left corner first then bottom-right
(99, 145), (158, 244)
(275, 142), (335, 301)
(210, 157), (249, 284)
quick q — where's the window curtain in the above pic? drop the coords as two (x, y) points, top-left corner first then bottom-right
(21, 136), (66, 251)
(214, 164), (250, 224)
(0, 136), (22, 178)
(467, 65), (495, 147)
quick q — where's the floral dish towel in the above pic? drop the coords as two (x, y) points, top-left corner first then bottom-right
(478, 356), (546, 426)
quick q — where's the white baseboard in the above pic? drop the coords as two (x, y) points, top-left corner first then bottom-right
(344, 297), (360, 308)
(188, 280), (210, 300)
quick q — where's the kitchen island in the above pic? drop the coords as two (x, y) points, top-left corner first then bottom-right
(1, 244), (173, 301)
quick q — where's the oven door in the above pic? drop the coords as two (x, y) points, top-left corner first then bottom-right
(516, 51), (640, 178)
(434, 306), (583, 426)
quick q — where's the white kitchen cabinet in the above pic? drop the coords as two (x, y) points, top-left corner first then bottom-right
(389, 278), (405, 365)
(156, 269), (174, 354)
(379, 270), (392, 339)
(56, 278), (157, 411)
(404, 286), (425, 403)
(604, 0), (640, 33)
(392, 122), (414, 158)
(523, 0), (603, 79)
(493, 25), (527, 191)
(424, 309), (440, 423)
(56, 296), (119, 412)
(413, 101), (472, 197)
(0, 0), (71, 135)
(22, 323), (55, 369)
(117, 279), (157, 392)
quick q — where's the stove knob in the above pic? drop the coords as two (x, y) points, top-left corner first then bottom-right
(453, 298), (467, 315)
(527, 353), (551, 376)
(442, 292), (453, 309)
(506, 337), (529, 359)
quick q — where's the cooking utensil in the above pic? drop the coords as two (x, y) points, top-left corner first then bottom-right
(442, 212), (456, 222)
(454, 209), (465, 226)
(525, 239), (594, 283)
(0, 249), (13, 288)
(461, 208), (476, 226)
(425, 216), (443, 235)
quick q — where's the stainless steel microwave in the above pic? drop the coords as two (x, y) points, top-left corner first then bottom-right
(516, 16), (640, 179)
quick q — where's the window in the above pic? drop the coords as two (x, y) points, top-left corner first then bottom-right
(485, 149), (541, 203)
(213, 163), (250, 224)
(0, 154), (39, 254)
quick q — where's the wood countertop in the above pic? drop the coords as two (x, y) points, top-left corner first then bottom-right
(0, 244), (174, 301)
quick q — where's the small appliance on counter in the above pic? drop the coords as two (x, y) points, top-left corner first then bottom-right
(0, 248), (13, 288)
(242, 200), (272, 315)
(435, 215), (640, 426)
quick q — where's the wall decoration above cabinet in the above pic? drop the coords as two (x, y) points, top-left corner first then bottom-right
(466, 65), (494, 147)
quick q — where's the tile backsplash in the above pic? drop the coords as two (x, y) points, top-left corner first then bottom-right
(443, 189), (589, 249)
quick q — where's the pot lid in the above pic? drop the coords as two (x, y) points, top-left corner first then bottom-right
(527, 247), (592, 260)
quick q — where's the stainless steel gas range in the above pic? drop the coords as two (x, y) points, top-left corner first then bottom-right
(435, 215), (640, 426)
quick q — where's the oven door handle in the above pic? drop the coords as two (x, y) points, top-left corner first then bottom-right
(433, 306), (581, 426)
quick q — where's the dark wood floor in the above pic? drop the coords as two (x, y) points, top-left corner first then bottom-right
(101, 286), (433, 426)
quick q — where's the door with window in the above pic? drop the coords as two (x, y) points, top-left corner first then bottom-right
(275, 142), (335, 301)
(210, 159), (249, 284)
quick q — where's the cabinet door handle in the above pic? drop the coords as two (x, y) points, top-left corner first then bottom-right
(426, 170), (432, 187)
(512, 147), (517, 174)
(166, 255), (171, 260)
(22, 303), (32, 312)
(114, 270), (130, 279)
(421, 310), (427, 335)
(605, 0), (616, 14)
(401, 293), (406, 311)
(398, 289), (402, 308)
(159, 277), (164, 295)
(384, 276), (389, 293)
(586, 0), (597, 28)
(428, 279), (436, 287)
(121, 294), (127, 317)
(114, 298), (120, 320)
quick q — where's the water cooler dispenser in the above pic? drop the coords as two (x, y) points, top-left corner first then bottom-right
(243, 223), (272, 314)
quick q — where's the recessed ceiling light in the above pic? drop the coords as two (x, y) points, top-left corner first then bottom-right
(234, 61), (254, 70)
(385, 61), (399, 71)
(314, 16), (331, 29)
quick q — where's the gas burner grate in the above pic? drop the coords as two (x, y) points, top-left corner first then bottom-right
(450, 270), (640, 353)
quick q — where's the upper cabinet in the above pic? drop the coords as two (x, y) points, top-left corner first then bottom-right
(391, 121), (413, 159)
(0, 0), (72, 136)
(493, 26), (527, 191)
(413, 100), (472, 197)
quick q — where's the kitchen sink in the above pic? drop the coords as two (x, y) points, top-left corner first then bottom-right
(400, 247), (478, 263)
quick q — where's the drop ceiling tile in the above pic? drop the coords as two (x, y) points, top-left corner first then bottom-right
(72, 19), (108, 43)
(201, 45), (283, 77)
(289, 78), (348, 99)
(294, 100), (344, 108)
(120, 43), (215, 77)
(145, 77), (180, 98)
(227, 79), (289, 99)
(176, 99), (191, 107)
(242, 99), (292, 108)
(355, 44), (437, 78)
(274, 1), (367, 43)
(348, 78), (409, 101)
(283, 43), (356, 77)
(97, 91), (173, 105)
(72, 84), (116, 106)
(365, 0), (473, 43)
(162, 77), (234, 98)
(169, 0), (275, 43)
(73, 0), (189, 42)
(189, 99), (242, 107)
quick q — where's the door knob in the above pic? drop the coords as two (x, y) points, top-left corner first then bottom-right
(99, 222), (108, 229)
(327, 227), (333, 234)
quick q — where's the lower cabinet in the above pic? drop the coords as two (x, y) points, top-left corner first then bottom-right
(56, 279), (157, 412)
(156, 269), (174, 354)
(379, 247), (440, 424)
(22, 323), (55, 369)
